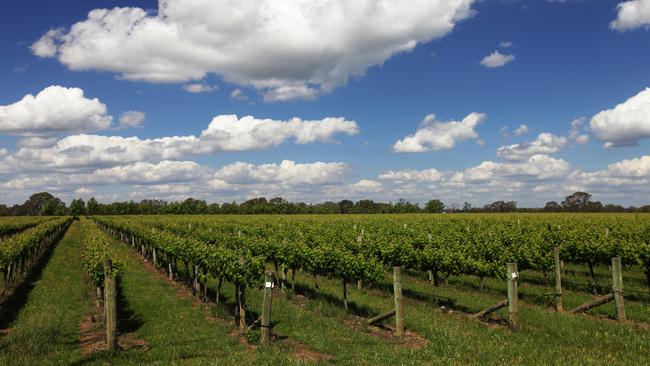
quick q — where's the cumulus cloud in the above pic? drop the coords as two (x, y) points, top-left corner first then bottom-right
(230, 89), (248, 101)
(379, 168), (443, 182)
(590, 88), (650, 147)
(350, 179), (383, 193)
(92, 160), (205, 184)
(480, 50), (515, 68)
(0, 86), (112, 136)
(610, 0), (650, 31)
(118, 111), (146, 129)
(31, 28), (64, 57)
(496, 133), (567, 161)
(16, 137), (58, 149)
(606, 155), (650, 177)
(74, 187), (95, 196)
(183, 83), (218, 93)
(513, 124), (529, 136)
(215, 160), (349, 185)
(32, 0), (475, 101)
(393, 112), (485, 152)
(569, 117), (589, 145)
(0, 115), (358, 173)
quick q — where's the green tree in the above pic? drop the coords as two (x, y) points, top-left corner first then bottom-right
(424, 199), (445, 213)
(87, 197), (99, 215)
(69, 198), (86, 216)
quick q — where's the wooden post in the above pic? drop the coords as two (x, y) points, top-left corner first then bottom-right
(570, 293), (614, 313)
(343, 279), (349, 312)
(152, 247), (157, 268)
(368, 309), (396, 325)
(261, 271), (274, 345)
(216, 277), (222, 304)
(554, 248), (563, 312)
(507, 263), (519, 330)
(611, 257), (626, 321)
(104, 259), (118, 351)
(168, 257), (174, 280)
(473, 299), (509, 319)
(238, 256), (246, 331)
(237, 284), (246, 330)
(393, 266), (404, 337)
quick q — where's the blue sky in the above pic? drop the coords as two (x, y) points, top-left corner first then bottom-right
(1, 0), (650, 207)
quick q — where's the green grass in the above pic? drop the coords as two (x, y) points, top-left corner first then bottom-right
(0, 221), (88, 366)
(2, 223), (649, 365)
(82, 233), (297, 365)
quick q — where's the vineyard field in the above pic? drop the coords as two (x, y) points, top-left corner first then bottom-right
(0, 213), (649, 365)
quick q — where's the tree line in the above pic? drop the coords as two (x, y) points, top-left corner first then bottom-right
(0, 191), (648, 216)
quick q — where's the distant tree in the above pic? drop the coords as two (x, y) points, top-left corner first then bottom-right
(603, 204), (625, 212)
(462, 202), (472, 212)
(562, 192), (593, 212)
(424, 199), (445, 213)
(87, 197), (99, 215)
(338, 200), (354, 214)
(392, 198), (421, 213)
(544, 201), (561, 212)
(483, 200), (517, 212)
(20, 192), (66, 216)
(69, 198), (86, 216)
(180, 198), (208, 214)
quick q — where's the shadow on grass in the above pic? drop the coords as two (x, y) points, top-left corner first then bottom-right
(0, 229), (66, 331)
(116, 279), (143, 334)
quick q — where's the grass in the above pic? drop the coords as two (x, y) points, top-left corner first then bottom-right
(0, 221), (88, 366)
(81, 232), (297, 365)
(1, 222), (649, 365)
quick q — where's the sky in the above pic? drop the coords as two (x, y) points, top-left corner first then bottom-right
(1, 0), (650, 207)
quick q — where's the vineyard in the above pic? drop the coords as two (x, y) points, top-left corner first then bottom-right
(1, 214), (650, 365)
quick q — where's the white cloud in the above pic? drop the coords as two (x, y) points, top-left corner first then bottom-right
(379, 168), (443, 182)
(119, 111), (146, 129)
(230, 89), (248, 101)
(74, 187), (95, 196)
(32, 0), (475, 101)
(350, 179), (383, 193)
(0, 115), (358, 173)
(480, 50), (515, 68)
(499, 41), (513, 48)
(200, 115), (359, 150)
(215, 160), (349, 185)
(590, 88), (650, 147)
(31, 28), (64, 57)
(393, 112), (485, 152)
(183, 83), (218, 93)
(499, 126), (510, 139)
(496, 133), (567, 161)
(463, 154), (570, 182)
(513, 124), (529, 136)
(610, 0), (650, 31)
(92, 160), (205, 184)
(0, 85), (112, 136)
(606, 155), (650, 177)
(569, 117), (589, 145)
(16, 137), (58, 149)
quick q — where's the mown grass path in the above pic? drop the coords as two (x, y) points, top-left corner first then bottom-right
(83, 234), (296, 365)
(0, 221), (87, 366)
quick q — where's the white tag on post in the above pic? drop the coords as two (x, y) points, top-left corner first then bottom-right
(265, 281), (274, 288)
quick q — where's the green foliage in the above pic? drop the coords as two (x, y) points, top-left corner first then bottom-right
(79, 217), (123, 286)
(0, 217), (71, 270)
(92, 213), (650, 289)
